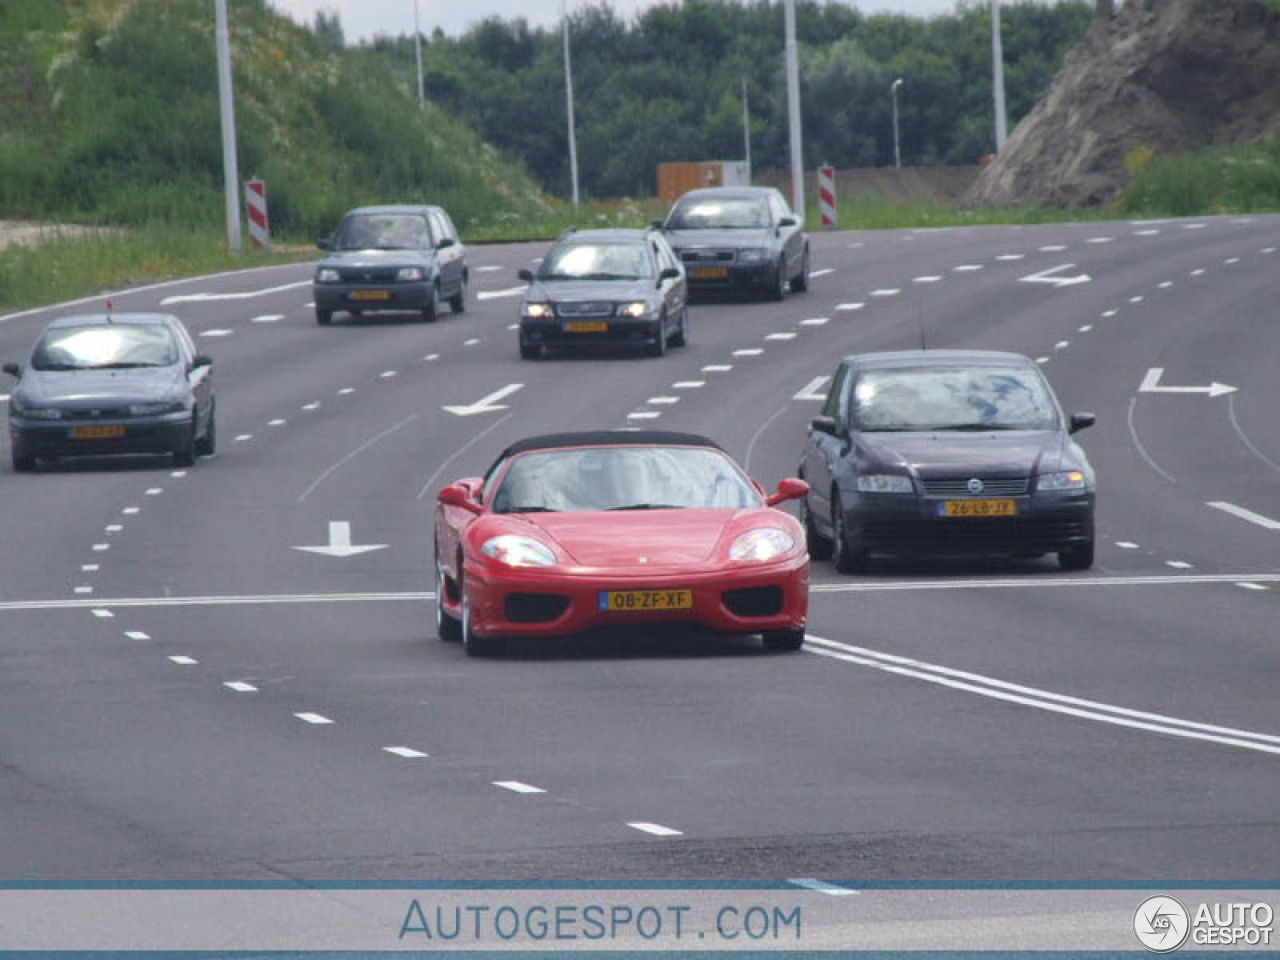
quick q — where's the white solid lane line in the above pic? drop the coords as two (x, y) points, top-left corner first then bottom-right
(810, 572), (1280, 594)
(160, 279), (310, 305)
(494, 781), (547, 794)
(384, 746), (429, 759)
(804, 635), (1280, 755)
(627, 822), (683, 837)
(1206, 501), (1280, 530)
(787, 879), (858, 897)
(294, 713), (333, 725)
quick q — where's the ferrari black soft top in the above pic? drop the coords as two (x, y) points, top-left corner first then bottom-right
(486, 431), (723, 477)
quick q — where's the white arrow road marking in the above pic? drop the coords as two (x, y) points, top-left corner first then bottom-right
(160, 280), (309, 305)
(443, 383), (524, 417)
(794, 376), (830, 401)
(1207, 501), (1280, 530)
(475, 285), (526, 301)
(1018, 263), (1091, 288)
(293, 521), (388, 558)
(1139, 368), (1237, 398)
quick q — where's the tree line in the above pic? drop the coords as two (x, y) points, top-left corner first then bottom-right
(351, 0), (1092, 200)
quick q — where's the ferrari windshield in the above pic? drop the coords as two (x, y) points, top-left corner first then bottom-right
(31, 324), (179, 371)
(332, 213), (430, 250)
(491, 446), (758, 513)
(853, 366), (1059, 432)
(538, 242), (652, 281)
(667, 198), (770, 230)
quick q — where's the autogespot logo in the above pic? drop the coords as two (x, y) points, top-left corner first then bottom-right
(1135, 896), (1191, 952)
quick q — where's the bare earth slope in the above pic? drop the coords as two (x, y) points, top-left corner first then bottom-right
(969, 0), (1280, 207)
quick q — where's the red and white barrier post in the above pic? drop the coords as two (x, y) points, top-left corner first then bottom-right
(245, 179), (269, 250)
(817, 165), (837, 229)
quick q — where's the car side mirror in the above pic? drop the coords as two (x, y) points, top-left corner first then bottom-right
(438, 483), (484, 515)
(766, 477), (809, 507)
(1069, 412), (1096, 434)
(650, 219), (665, 230)
(436, 237), (455, 249)
(778, 216), (797, 228)
(2, 362), (20, 379)
(658, 267), (680, 284)
(518, 268), (534, 283)
(810, 415), (839, 437)
(316, 238), (330, 250)
(190, 355), (213, 371)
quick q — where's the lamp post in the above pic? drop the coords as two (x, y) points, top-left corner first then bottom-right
(562, 0), (580, 211)
(991, 0), (1008, 152)
(741, 75), (751, 182)
(214, 0), (241, 253)
(783, 0), (804, 222)
(891, 77), (903, 169)
(414, 0), (424, 104)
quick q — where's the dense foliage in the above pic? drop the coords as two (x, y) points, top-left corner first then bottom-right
(390, 0), (1092, 199)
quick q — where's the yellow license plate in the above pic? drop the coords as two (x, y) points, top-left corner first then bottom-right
(564, 320), (608, 333)
(690, 267), (728, 280)
(350, 289), (391, 301)
(71, 425), (126, 440)
(940, 499), (1017, 517)
(599, 589), (693, 612)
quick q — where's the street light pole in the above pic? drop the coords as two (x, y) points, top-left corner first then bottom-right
(562, 0), (580, 211)
(741, 75), (751, 182)
(991, 0), (1008, 152)
(891, 77), (903, 169)
(783, 0), (804, 221)
(414, 0), (424, 104)
(214, 0), (242, 253)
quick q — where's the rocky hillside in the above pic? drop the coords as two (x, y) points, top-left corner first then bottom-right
(969, 0), (1280, 207)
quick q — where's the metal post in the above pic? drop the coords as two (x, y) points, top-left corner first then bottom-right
(741, 75), (751, 182)
(562, 1), (580, 211)
(891, 77), (903, 169)
(991, 0), (1008, 152)
(784, 0), (804, 222)
(215, 0), (242, 253)
(414, 0), (424, 104)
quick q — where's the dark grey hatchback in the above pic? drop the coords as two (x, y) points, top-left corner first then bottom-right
(798, 350), (1096, 572)
(4, 313), (215, 471)
(313, 204), (467, 325)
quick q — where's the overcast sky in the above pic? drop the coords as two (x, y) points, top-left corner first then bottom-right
(266, 0), (978, 42)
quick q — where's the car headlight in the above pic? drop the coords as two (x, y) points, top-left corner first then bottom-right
(728, 528), (795, 563)
(128, 401), (185, 416)
(737, 248), (769, 262)
(1037, 469), (1087, 492)
(316, 268), (340, 283)
(522, 302), (554, 319)
(856, 474), (913, 494)
(15, 404), (63, 420)
(615, 301), (650, 318)
(480, 535), (557, 567)
(396, 266), (425, 282)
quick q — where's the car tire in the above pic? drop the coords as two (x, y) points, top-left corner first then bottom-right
(802, 493), (833, 561)
(668, 307), (688, 348)
(519, 336), (540, 360)
(461, 586), (502, 657)
(767, 258), (787, 302)
(435, 558), (461, 642)
(422, 283), (439, 323)
(1059, 540), (1095, 571)
(449, 273), (467, 314)
(11, 444), (34, 472)
(195, 405), (216, 457)
(762, 628), (805, 652)
(172, 417), (197, 468)
(789, 247), (810, 293)
(831, 491), (870, 574)
(648, 314), (668, 357)
(315, 308), (332, 326)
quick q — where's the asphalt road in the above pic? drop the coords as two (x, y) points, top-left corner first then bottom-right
(1, 216), (1277, 887)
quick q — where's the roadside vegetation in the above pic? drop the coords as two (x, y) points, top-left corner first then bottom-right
(1115, 136), (1280, 217)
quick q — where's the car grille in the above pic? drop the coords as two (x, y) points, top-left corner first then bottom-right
(721, 586), (784, 618)
(337, 267), (400, 283)
(555, 301), (614, 318)
(680, 250), (734, 263)
(861, 517), (1090, 553)
(65, 406), (132, 420)
(920, 476), (1030, 497)
(504, 593), (570, 623)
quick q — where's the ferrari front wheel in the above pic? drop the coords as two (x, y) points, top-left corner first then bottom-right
(434, 559), (461, 642)
(460, 585), (502, 657)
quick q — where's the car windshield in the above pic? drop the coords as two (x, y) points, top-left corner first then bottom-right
(30, 324), (179, 371)
(538, 242), (651, 281)
(667, 198), (770, 230)
(491, 446), (758, 513)
(332, 213), (430, 250)
(852, 366), (1059, 432)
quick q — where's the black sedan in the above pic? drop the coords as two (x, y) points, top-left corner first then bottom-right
(659, 186), (808, 300)
(517, 228), (688, 358)
(4, 312), (215, 471)
(798, 350), (1096, 572)
(313, 204), (468, 325)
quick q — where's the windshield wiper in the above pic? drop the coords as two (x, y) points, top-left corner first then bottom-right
(581, 272), (639, 281)
(501, 505), (559, 514)
(928, 422), (1023, 432)
(605, 503), (684, 511)
(98, 362), (162, 369)
(33, 363), (81, 371)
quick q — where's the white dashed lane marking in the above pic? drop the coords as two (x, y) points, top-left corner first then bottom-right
(168, 656), (198, 666)
(954, 265), (983, 272)
(383, 746), (429, 759)
(733, 348), (764, 357)
(835, 302), (864, 311)
(302, 402), (320, 411)
(380, 370), (397, 378)
(913, 276), (942, 284)
(464, 339), (480, 346)
(123, 507), (139, 515)
(294, 712), (333, 725)
(125, 631), (150, 641)
(871, 288), (900, 297)
(145, 488), (163, 496)
(198, 329), (234, 338)
(1134, 229), (1160, 236)
(1039, 245), (1067, 252)
(1167, 561), (1194, 570)
(1055, 341), (1070, 350)
(1087, 237), (1113, 244)
(702, 364), (732, 372)
(800, 317), (829, 326)
(74, 586), (92, 595)
(995, 254), (1025, 261)
(647, 397), (679, 405)
(1116, 541), (1140, 550)
(92, 609), (113, 619)
(106, 524), (122, 533)
(765, 332), (797, 341)
(268, 419), (286, 426)
(672, 381), (704, 389)
(494, 781), (547, 794)
(627, 411), (661, 420)
(627, 822), (683, 837)
(224, 681), (258, 693)
(808, 268), (834, 278)
(233, 434), (253, 443)
(92, 544), (110, 552)
(250, 314), (283, 324)
(1238, 583), (1269, 592)
(81, 564), (99, 572)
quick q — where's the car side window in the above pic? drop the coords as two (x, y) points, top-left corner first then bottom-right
(170, 320), (197, 361)
(822, 365), (850, 426)
(441, 211), (460, 243)
(428, 211), (449, 247)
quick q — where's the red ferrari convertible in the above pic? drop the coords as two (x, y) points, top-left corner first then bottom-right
(433, 431), (810, 656)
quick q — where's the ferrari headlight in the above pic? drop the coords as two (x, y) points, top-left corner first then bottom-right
(728, 528), (795, 563)
(396, 266), (425, 282)
(616, 301), (649, 318)
(1037, 469), (1086, 492)
(737, 248), (768, 262)
(315, 268), (340, 283)
(856, 474), (913, 494)
(480, 535), (556, 567)
(128, 401), (184, 416)
(522, 302), (554, 319)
